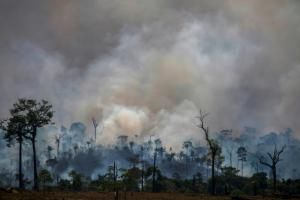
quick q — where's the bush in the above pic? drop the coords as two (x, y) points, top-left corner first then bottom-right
(231, 189), (245, 197)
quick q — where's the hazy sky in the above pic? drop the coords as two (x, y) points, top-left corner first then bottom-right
(1, 0), (300, 149)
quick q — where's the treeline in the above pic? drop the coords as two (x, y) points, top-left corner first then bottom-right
(1, 98), (300, 197)
(32, 166), (300, 197)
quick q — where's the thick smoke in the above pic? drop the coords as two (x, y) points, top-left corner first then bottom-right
(0, 0), (300, 181)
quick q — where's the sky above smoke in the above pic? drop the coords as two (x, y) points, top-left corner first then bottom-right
(0, 0), (300, 149)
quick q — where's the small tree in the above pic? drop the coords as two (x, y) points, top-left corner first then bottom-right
(121, 167), (141, 191)
(259, 145), (286, 193)
(221, 166), (239, 193)
(38, 169), (53, 190)
(250, 172), (267, 195)
(197, 110), (220, 195)
(69, 170), (82, 191)
(11, 99), (54, 190)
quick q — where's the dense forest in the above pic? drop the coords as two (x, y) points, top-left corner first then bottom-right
(1, 99), (300, 198)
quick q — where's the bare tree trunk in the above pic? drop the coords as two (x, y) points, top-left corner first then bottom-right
(32, 136), (39, 190)
(152, 151), (157, 193)
(92, 118), (98, 141)
(19, 140), (24, 189)
(241, 160), (244, 176)
(229, 152), (232, 167)
(57, 141), (59, 158)
(113, 161), (118, 200)
(141, 161), (144, 191)
(211, 153), (216, 195)
(272, 166), (277, 193)
(207, 163), (209, 182)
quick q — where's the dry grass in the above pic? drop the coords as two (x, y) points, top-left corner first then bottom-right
(0, 192), (296, 200)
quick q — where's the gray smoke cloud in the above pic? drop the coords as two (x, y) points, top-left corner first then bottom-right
(0, 0), (300, 150)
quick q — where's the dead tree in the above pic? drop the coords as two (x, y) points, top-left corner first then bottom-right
(92, 117), (99, 141)
(140, 146), (145, 191)
(55, 134), (64, 158)
(113, 161), (119, 200)
(259, 145), (286, 193)
(197, 110), (220, 195)
(152, 149), (157, 193)
(226, 146), (234, 167)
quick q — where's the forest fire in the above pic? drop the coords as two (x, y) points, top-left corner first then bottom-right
(1, 0), (300, 199)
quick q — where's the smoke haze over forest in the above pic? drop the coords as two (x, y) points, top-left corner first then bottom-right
(1, 0), (300, 186)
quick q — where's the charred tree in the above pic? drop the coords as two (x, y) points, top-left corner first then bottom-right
(0, 115), (27, 189)
(113, 161), (119, 200)
(197, 110), (221, 195)
(259, 145), (286, 193)
(237, 146), (247, 176)
(11, 99), (54, 191)
(140, 146), (145, 192)
(55, 134), (64, 158)
(152, 150), (157, 193)
(92, 117), (98, 141)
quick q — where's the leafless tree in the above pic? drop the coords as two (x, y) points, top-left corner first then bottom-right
(92, 117), (98, 141)
(152, 149), (157, 192)
(113, 161), (119, 200)
(92, 117), (105, 143)
(259, 145), (286, 192)
(227, 147), (234, 167)
(197, 110), (220, 195)
(55, 134), (65, 157)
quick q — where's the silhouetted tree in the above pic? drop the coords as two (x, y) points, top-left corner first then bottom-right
(152, 149), (157, 192)
(92, 117), (98, 141)
(11, 99), (54, 190)
(113, 161), (119, 200)
(55, 133), (64, 157)
(69, 170), (82, 191)
(197, 110), (220, 195)
(221, 166), (239, 193)
(250, 172), (267, 195)
(47, 145), (53, 159)
(121, 167), (141, 191)
(140, 146), (145, 191)
(226, 146), (234, 167)
(0, 115), (27, 189)
(259, 145), (286, 192)
(237, 146), (247, 176)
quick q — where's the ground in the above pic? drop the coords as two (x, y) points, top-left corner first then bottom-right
(0, 192), (298, 200)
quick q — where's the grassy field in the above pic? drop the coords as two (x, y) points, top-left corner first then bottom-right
(0, 192), (297, 200)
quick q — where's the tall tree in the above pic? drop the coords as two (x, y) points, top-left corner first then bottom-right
(11, 99), (54, 190)
(113, 161), (119, 200)
(92, 117), (98, 141)
(259, 145), (286, 193)
(152, 149), (157, 192)
(0, 115), (27, 189)
(55, 133), (64, 158)
(197, 110), (220, 195)
(226, 146), (234, 167)
(237, 146), (247, 176)
(140, 146), (145, 191)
